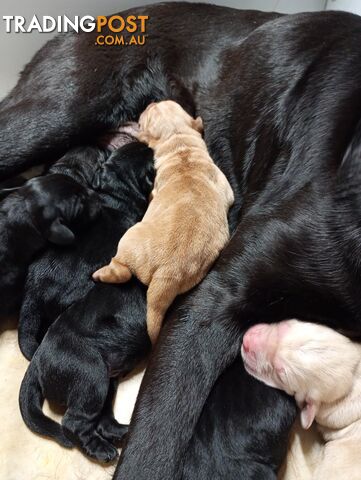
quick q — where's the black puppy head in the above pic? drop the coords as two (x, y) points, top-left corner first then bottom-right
(95, 141), (155, 199)
(50, 146), (110, 188)
(24, 175), (101, 245)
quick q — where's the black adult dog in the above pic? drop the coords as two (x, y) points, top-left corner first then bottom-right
(1, 3), (361, 480)
(0, 175), (100, 316)
(182, 359), (295, 480)
(18, 139), (154, 359)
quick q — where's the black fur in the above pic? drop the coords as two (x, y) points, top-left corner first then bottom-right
(1, 3), (361, 479)
(19, 141), (154, 462)
(18, 141), (295, 472)
(182, 359), (296, 480)
(115, 10), (361, 480)
(0, 174), (100, 316)
(19, 282), (150, 462)
(18, 141), (154, 359)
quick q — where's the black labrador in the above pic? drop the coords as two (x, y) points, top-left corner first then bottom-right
(182, 358), (295, 480)
(0, 174), (100, 316)
(18, 139), (154, 360)
(1, 3), (361, 480)
(116, 10), (361, 480)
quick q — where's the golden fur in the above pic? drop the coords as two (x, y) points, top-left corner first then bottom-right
(93, 101), (234, 343)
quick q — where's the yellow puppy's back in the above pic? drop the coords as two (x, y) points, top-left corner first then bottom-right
(94, 101), (234, 343)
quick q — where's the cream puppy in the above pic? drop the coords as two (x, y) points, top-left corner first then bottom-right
(93, 100), (234, 344)
(241, 320), (361, 480)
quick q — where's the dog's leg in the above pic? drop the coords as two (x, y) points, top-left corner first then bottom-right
(113, 259), (244, 480)
(62, 365), (118, 463)
(18, 293), (46, 360)
(113, 199), (346, 479)
(0, 34), (126, 180)
(0, 85), (124, 180)
(93, 258), (132, 284)
(96, 379), (128, 445)
(146, 275), (180, 345)
(0, 103), (72, 179)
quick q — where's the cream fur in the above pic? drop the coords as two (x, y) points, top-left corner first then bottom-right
(242, 320), (361, 480)
(278, 419), (323, 480)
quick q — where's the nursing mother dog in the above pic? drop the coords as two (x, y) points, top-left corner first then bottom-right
(1, 3), (361, 480)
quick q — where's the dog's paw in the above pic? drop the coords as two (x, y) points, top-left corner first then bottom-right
(92, 261), (132, 284)
(92, 267), (105, 282)
(84, 435), (119, 463)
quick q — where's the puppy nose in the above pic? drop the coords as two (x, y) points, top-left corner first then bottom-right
(242, 334), (251, 353)
(243, 324), (269, 354)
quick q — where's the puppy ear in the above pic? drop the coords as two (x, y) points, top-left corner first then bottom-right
(300, 400), (318, 429)
(192, 116), (203, 134)
(48, 218), (75, 245)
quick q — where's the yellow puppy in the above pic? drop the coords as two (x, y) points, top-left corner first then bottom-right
(93, 100), (234, 344)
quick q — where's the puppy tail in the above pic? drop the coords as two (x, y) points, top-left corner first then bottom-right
(19, 362), (73, 448)
(146, 276), (179, 345)
(92, 258), (132, 284)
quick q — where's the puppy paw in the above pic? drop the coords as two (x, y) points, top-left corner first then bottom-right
(84, 435), (119, 463)
(92, 261), (132, 284)
(92, 266), (107, 282)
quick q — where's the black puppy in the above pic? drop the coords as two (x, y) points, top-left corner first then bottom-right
(0, 174), (100, 316)
(20, 282), (149, 462)
(19, 141), (153, 461)
(18, 137), (152, 359)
